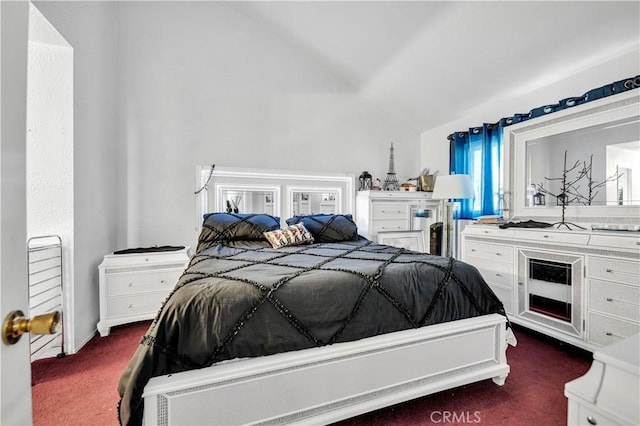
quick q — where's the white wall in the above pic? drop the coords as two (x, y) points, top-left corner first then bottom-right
(117, 2), (422, 249)
(27, 4), (74, 354)
(33, 1), (119, 351)
(419, 49), (640, 181)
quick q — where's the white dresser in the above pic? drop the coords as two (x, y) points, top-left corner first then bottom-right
(355, 190), (440, 252)
(461, 225), (640, 352)
(97, 247), (190, 337)
(565, 333), (639, 425)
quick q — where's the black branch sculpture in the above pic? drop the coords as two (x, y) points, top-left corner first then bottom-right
(534, 150), (586, 230)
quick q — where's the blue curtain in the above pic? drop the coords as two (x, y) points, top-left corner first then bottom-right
(449, 74), (640, 219)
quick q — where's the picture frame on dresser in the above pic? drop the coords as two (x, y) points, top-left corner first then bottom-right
(378, 230), (426, 253)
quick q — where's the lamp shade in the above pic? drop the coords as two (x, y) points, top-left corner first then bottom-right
(431, 174), (475, 200)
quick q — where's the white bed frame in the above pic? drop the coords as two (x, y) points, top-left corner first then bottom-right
(142, 313), (509, 425)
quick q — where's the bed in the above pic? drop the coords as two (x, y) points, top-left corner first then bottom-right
(118, 213), (511, 426)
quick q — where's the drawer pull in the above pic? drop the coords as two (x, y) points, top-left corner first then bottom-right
(604, 331), (625, 338)
(543, 235), (549, 238)
(483, 230), (489, 234)
(495, 273), (502, 277)
(605, 268), (613, 273)
(160, 280), (166, 284)
(495, 252), (502, 256)
(471, 249), (476, 252)
(128, 283), (133, 287)
(587, 416), (597, 425)
(128, 304), (133, 309)
(518, 282), (524, 286)
(604, 297), (638, 307)
(636, 241), (640, 245)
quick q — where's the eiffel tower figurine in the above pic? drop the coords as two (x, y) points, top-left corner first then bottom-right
(382, 142), (400, 191)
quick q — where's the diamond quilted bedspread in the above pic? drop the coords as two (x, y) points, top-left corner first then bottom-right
(118, 238), (505, 425)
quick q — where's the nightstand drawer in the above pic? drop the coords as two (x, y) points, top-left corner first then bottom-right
(588, 312), (640, 347)
(589, 279), (640, 322)
(590, 257), (640, 287)
(372, 203), (408, 220)
(107, 269), (181, 297)
(465, 241), (514, 264)
(575, 404), (618, 426)
(106, 292), (167, 318)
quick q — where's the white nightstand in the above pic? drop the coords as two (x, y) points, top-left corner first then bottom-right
(97, 247), (190, 337)
(565, 333), (640, 425)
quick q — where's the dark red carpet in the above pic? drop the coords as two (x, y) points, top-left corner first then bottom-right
(32, 322), (591, 425)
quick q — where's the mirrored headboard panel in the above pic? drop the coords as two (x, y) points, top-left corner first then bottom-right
(504, 89), (640, 223)
(195, 166), (355, 233)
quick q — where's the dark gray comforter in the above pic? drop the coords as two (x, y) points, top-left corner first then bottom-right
(118, 238), (505, 425)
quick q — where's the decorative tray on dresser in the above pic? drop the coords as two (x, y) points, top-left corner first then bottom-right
(97, 246), (190, 337)
(461, 224), (640, 352)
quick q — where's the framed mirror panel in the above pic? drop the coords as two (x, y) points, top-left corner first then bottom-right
(504, 89), (640, 223)
(195, 166), (355, 234)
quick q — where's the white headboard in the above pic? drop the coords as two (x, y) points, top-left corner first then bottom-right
(195, 166), (355, 234)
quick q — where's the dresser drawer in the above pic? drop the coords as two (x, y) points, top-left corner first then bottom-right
(373, 220), (409, 234)
(588, 312), (640, 347)
(489, 285), (514, 315)
(462, 226), (516, 238)
(589, 279), (640, 322)
(465, 255), (514, 288)
(464, 241), (514, 264)
(589, 233), (640, 251)
(106, 269), (181, 297)
(372, 203), (408, 220)
(106, 292), (167, 318)
(514, 229), (590, 245)
(589, 257), (640, 287)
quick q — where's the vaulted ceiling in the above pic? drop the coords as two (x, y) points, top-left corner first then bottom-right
(229, 1), (640, 132)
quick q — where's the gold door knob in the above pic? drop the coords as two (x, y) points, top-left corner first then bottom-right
(2, 310), (60, 345)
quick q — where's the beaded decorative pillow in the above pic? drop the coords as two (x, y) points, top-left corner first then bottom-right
(264, 223), (314, 249)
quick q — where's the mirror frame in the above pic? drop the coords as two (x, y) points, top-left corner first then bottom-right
(504, 89), (640, 223)
(195, 166), (355, 234)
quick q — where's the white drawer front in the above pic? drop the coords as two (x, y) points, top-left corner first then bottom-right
(465, 255), (514, 288)
(589, 279), (640, 322)
(107, 292), (167, 318)
(589, 257), (640, 287)
(372, 203), (408, 220)
(489, 285), (513, 315)
(464, 241), (514, 264)
(107, 269), (181, 296)
(514, 229), (590, 245)
(576, 404), (618, 426)
(589, 233), (640, 251)
(463, 226), (516, 238)
(588, 312), (640, 347)
(373, 220), (409, 234)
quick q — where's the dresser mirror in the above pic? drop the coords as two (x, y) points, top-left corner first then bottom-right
(505, 89), (640, 222)
(196, 166), (354, 233)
